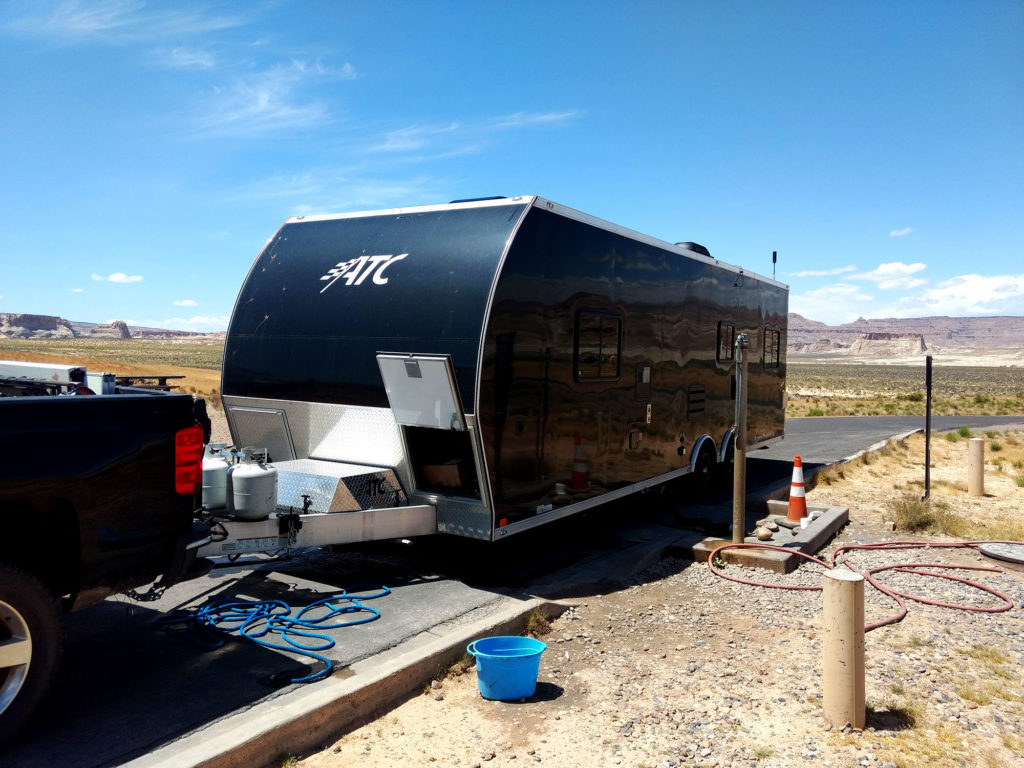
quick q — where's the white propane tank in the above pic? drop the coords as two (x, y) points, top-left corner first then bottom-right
(230, 449), (277, 521)
(201, 444), (232, 511)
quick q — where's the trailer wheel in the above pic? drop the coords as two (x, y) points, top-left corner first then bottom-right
(717, 438), (736, 488)
(0, 565), (62, 746)
(691, 445), (717, 498)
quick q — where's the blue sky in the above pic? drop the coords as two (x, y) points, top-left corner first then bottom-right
(1, 0), (1021, 330)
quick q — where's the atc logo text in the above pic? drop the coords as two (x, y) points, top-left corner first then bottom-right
(319, 253), (408, 293)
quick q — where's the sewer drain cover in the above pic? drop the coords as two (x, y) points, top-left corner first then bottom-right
(979, 542), (1024, 565)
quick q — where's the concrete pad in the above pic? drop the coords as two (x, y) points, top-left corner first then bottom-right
(688, 503), (849, 574)
(124, 597), (570, 768)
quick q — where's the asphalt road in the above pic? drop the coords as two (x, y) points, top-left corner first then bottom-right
(4, 414), (1021, 768)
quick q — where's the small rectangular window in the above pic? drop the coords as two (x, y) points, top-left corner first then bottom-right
(763, 327), (781, 368)
(574, 310), (622, 380)
(717, 321), (735, 363)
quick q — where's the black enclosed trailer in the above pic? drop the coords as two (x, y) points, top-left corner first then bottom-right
(212, 196), (787, 552)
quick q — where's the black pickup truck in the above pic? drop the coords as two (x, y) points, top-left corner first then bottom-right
(0, 368), (211, 744)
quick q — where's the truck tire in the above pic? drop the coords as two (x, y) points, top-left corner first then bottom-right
(0, 565), (62, 746)
(691, 444), (717, 498)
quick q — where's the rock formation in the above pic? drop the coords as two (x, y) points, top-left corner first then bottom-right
(88, 320), (132, 339)
(846, 332), (926, 357)
(0, 313), (76, 339)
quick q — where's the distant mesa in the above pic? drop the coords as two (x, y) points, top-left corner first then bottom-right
(0, 313), (77, 339)
(788, 313), (1023, 360)
(847, 332), (926, 357)
(0, 312), (219, 340)
(88, 320), (132, 339)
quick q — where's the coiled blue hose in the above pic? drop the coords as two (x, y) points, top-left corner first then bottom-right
(158, 586), (391, 683)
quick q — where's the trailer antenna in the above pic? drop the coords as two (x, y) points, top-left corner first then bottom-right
(772, 250), (777, 280)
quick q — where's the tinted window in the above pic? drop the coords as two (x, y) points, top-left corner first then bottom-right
(575, 311), (621, 380)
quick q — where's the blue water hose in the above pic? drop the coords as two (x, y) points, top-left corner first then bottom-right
(158, 586), (391, 683)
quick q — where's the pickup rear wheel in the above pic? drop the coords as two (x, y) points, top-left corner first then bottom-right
(0, 565), (62, 746)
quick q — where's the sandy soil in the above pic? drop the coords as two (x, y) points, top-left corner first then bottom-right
(295, 428), (1024, 768)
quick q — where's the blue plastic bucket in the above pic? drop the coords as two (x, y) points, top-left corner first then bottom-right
(467, 635), (547, 701)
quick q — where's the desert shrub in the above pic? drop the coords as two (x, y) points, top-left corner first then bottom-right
(1015, 474), (1024, 488)
(945, 432), (960, 443)
(808, 408), (824, 417)
(990, 441), (1003, 452)
(958, 426), (971, 438)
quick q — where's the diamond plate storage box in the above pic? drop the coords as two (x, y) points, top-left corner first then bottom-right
(273, 459), (406, 513)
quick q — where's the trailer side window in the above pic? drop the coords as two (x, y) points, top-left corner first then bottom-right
(717, 321), (735, 363)
(763, 327), (781, 368)
(575, 310), (621, 380)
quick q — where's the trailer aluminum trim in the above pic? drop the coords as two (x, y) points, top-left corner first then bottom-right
(200, 504), (436, 556)
(282, 195), (531, 224)
(495, 464), (696, 538)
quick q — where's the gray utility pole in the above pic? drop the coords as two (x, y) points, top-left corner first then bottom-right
(732, 333), (750, 543)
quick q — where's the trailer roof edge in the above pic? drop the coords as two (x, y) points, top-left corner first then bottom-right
(281, 196), (788, 291)
(532, 197), (789, 290)
(283, 196), (536, 224)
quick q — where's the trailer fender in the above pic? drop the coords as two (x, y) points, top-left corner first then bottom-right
(719, 428), (737, 464)
(690, 435), (717, 471)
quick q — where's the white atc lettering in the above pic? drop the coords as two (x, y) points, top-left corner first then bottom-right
(319, 253), (408, 293)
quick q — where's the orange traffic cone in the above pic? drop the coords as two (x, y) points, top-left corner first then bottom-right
(570, 436), (590, 492)
(786, 455), (808, 523)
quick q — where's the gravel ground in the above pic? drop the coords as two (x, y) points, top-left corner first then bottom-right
(297, 546), (1023, 768)
(294, 430), (1024, 768)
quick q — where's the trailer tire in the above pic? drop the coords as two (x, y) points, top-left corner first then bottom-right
(717, 438), (736, 488)
(691, 445), (717, 498)
(0, 565), (63, 746)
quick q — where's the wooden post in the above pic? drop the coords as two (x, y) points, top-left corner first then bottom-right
(822, 567), (865, 730)
(968, 437), (985, 497)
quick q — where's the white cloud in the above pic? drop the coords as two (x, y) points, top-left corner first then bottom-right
(71, 287), (84, 292)
(92, 272), (143, 283)
(369, 123), (461, 154)
(128, 315), (230, 333)
(885, 273), (1024, 317)
(174, 299), (198, 306)
(192, 60), (347, 138)
(889, 227), (914, 238)
(790, 283), (875, 325)
(5, 1), (243, 42)
(489, 111), (579, 130)
(787, 265), (856, 278)
(848, 261), (927, 290)
(153, 46), (215, 70)
(229, 171), (449, 215)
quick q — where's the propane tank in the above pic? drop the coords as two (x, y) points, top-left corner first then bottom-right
(201, 444), (232, 512)
(230, 448), (277, 521)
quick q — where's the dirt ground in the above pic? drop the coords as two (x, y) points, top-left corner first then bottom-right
(294, 427), (1024, 768)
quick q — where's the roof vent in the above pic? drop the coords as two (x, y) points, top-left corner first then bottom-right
(675, 242), (711, 258)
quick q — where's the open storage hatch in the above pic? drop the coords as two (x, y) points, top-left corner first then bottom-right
(377, 353), (480, 498)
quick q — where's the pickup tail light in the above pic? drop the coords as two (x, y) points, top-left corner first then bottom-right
(175, 423), (204, 495)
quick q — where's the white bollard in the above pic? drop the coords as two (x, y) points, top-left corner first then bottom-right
(968, 437), (985, 497)
(822, 567), (865, 730)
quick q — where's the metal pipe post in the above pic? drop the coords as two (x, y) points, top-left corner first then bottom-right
(822, 567), (865, 729)
(732, 334), (749, 543)
(923, 355), (932, 500)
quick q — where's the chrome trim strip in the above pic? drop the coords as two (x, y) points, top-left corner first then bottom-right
(284, 196), (531, 224)
(473, 198), (536, 526)
(495, 465), (694, 538)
